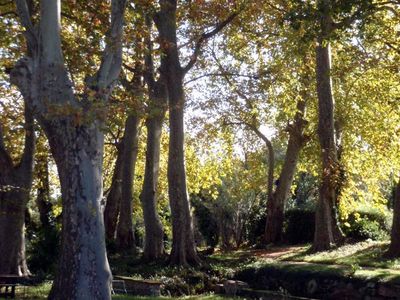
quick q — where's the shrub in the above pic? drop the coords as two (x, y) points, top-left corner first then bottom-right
(27, 226), (60, 276)
(283, 209), (315, 244)
(343, 206), (392, 241)
(191, 195), (219, 249)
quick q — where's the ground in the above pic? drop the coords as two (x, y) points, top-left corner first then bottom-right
(18, 241), (400, 299)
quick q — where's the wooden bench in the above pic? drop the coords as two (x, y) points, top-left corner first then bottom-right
(0, 274), (30, 299)
(0, 284), (17, 299)
(113, 276), (162, 296)
(111, 280), (127, 295)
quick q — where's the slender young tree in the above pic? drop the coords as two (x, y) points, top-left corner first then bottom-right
(12, 0), (127, 298)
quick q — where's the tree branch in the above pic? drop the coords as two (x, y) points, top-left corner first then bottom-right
(95, 0), (127, 93)
(182, 11), (240, 75)
(15, 0), (37, 52)
(184, 72), (260, 85)
(17, 103), (35, 176)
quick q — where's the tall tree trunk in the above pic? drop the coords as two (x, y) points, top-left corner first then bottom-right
(141, 111), (166, 261)
(167, 78), (200, 266)
(116, 115), (140, 252)
(46, 123), (111, 299)
(155, 0), (200, 266)
(140, 13), (167, 261)
(313, 0), (343, 251)
(0, 104), (35, 276)
(104, 142), (124, 242)
(387, 180), (400, 257)
(13, 0), (127, 297)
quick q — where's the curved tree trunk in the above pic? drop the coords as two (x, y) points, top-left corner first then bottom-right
(264, 133), (305, 244)
(313, 0), (344, 251)
(141, 114), (166, 261)
(0, 104), (35, 276)
(104, 142), (124, 242)
(116, 115), (140, 252)
(264, 96), (308, 244)
(386, 180), (400, 257)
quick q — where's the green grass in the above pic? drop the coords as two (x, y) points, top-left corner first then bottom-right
(15, 241), (400, 299)
(16, 283), (241, 300)
(279, 241), (400, 269)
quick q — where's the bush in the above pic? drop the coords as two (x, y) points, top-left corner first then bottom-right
(247, 205), (266, 246)
(27, 226), (60, 276)
(343, 207), (392, 241)
(283, 209), (315, 244)
(191, 195), (219, 249)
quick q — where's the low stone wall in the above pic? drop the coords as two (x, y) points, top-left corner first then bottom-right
(235, 265), (400, 299)
(114, 276), (161, 296)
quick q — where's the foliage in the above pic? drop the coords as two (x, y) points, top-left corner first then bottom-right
(343, 206), (392, 241)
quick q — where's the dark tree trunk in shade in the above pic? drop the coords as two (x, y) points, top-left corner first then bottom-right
(387, 180), (400, 257)
(35, 138), (53, 229)
(104, 142), (124, 241)
(0, 104), (35, 276)
(313, 0), (344, 251)
(154, 0), (200, 266)
(141, 115), (165, 260)
(116, 115), (140, 252)
(141, 86), (167, 260)
(140, 13), (167, 261)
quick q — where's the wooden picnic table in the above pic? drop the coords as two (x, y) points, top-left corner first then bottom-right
(0, 275), (29, 299)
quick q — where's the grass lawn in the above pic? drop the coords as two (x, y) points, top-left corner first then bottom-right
(16, 282), (242, 299)
(16, 241), (400, 299)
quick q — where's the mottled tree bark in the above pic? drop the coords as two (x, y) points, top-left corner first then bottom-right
(13, 0), (127, 298)
(116, 115), (140, 252)
(387, 180), (400, 257)
(0, 106), (35, 276)
(312, 0), (344, 251)
(46, 123), (111, 300)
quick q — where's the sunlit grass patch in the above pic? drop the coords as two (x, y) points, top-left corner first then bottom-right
(280, 241), (400, 269)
